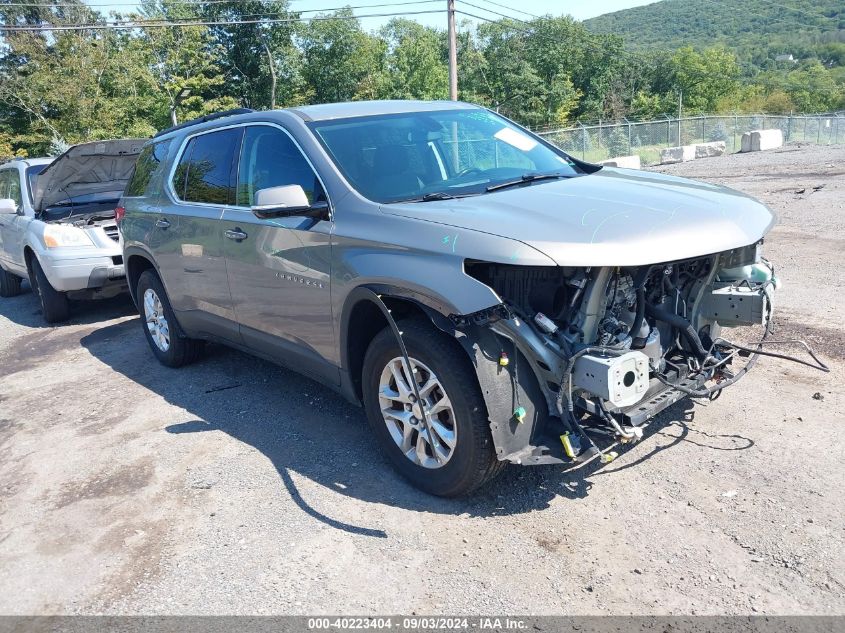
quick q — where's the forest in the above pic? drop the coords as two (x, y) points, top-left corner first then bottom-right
(585, 0), (844, 59)
(1, 0), (843, 159)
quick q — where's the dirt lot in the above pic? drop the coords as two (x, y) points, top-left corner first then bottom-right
(1, 144), (843, 616)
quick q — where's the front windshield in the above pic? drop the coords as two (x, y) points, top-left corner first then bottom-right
(309, 108), (582, 203)
(25, 164), (49, 200)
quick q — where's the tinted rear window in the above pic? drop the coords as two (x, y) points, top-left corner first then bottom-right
(172, 128), (241, 205)
(125, 140), (171, 198)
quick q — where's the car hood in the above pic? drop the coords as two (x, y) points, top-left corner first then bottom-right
(381, 168), (776, 266)
(34, 139), (146, 213)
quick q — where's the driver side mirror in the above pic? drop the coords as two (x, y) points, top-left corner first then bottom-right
(251, 185), (329, 220)
(0, 198), (17, 215)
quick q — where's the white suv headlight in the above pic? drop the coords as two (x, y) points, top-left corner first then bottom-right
(42, 224), (95, 249)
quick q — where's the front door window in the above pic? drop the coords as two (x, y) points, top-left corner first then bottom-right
(236, 127), (325, 207)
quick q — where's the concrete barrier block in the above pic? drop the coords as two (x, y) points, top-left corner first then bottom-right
(660, 145), (696, 164)
(740, 129), (784, 152)
(598, 155), (641, 169)
(694, 141), (726, 158)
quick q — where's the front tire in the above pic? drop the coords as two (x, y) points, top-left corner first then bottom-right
(30, 258), (69, 323)
(362, 317), (505, 497)
(136, 269), (203, 367)
(0, 268), (22, 298)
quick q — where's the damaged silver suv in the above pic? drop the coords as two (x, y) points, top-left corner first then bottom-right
(120, 101), (782, 496)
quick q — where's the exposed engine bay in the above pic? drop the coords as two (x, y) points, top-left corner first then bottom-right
(46, 209), (121, 243)
(39, 201), (119, 224)
(461, 241), (827, 466)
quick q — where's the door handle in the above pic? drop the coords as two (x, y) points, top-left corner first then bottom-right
(155, 218), (171, 229)
(225, 228), (248, 241)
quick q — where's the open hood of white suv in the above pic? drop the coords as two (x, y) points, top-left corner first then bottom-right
(34, 139), (146, 213)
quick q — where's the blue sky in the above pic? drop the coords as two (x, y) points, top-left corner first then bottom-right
(86, 0), (661, 28)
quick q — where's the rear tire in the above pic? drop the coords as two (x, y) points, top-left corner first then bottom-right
(30, 258), (70, 323)
(0, 268), (22, 298)
(362, 317), (505, 497)
(136, 269), (203, 367)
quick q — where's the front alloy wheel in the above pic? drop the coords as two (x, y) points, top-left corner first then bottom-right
(378, 357), (457, 469)
(362, 317), (505, 497)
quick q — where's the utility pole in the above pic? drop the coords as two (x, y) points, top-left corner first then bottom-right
(677, 88), (683, 144)
(447, 0), (458, 100)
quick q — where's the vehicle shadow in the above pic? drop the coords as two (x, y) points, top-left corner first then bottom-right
(0, 280), (136, 328)
(79, 318), (754, 537)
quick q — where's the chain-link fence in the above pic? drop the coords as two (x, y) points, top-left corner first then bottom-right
(537, 113), (845, 165)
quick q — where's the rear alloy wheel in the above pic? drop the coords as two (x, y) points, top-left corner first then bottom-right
(30, 258), (70, 323)
(143, 287), (171, 353)
(136, 269), (203, 367)
(0, 268), (22, 298)
(362, 317), (505, 497)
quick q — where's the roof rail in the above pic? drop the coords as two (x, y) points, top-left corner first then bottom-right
(153, 108), (255, 139)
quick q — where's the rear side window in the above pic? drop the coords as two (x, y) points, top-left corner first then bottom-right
(236, 126), (324, 207)
(7, 170), (21, 207)
(0, 170), (10, 200)
(125, 139), (171, 198)
(172, 128), (241, 205)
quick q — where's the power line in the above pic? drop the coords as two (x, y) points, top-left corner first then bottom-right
(0, 1), (536, 32)
(0, 8), (445, 30)
(476, 0), (538, 19)
(0, 0), (439, 8)
(460, 0), (530, 25)
(1, 0), (307, 5)
(0, 0), (762, 87)
(202, 1), (442, 22)
(456, 9), (530, 33)
(0, 0), (443, 24)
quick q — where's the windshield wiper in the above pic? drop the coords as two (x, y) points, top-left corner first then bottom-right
(419, 192), (456, 201)
(391, 192), (455, 203)
(486, 172), (568, 193)
(406, 191), (481, 203)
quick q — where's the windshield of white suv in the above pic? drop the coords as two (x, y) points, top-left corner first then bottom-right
(309, 109), (582, 203)
(26, 164), (49, 200)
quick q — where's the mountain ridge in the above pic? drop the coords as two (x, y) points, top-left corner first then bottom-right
(584, 0), (845, 55)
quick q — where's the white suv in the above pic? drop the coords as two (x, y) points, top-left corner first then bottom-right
(0, 139), (143, 322)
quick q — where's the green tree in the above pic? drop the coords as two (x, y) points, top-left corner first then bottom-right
(668, 46), (742, 114)
(378, 19), (448, 100)
(783, 61), (842, 112)
(630, 91), (664, 119)
(136, 0), (238, 127)
(299, 9), (386, 103)
(474, 20), (553, 128)
(528, 18), (624, 121)
(200, 0), (303, 109)
(0, 1), (147, 150)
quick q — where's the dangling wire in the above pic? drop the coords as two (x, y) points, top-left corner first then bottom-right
(512, 337), (521, 412)
(715, 337), (829, 373)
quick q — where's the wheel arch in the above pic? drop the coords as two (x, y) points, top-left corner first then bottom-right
(124, 246), (159, 307)
(23, 245), (37, 285)
(340, 283), (559, 465)
(340, 284), (457, 404)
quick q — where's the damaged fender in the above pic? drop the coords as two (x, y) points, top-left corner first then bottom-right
(432, 308), (572, 465)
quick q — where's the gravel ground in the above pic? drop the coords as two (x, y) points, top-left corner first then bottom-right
(1, 143), (843, 616)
